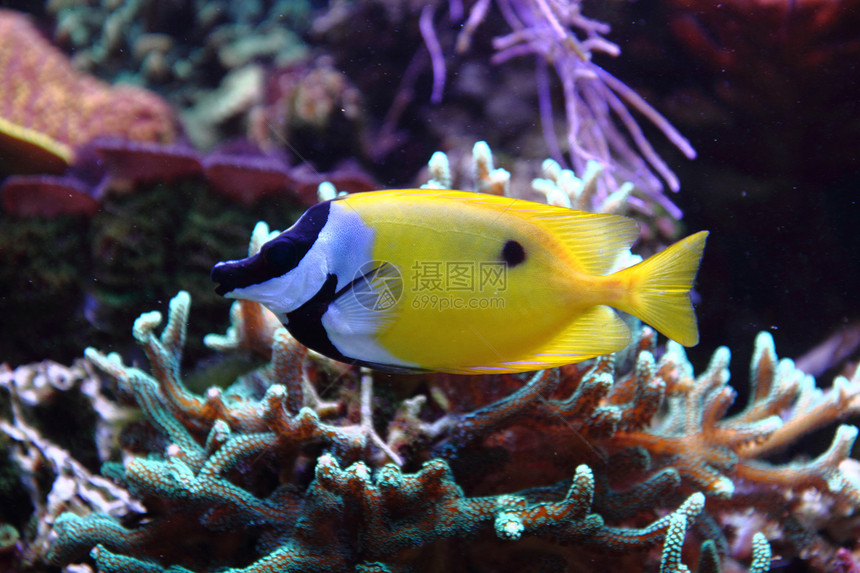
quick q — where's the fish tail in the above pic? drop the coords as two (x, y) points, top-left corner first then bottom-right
(613, 231), (709, 346)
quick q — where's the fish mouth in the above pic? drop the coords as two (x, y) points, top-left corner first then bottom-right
(211, 255), (261, 296)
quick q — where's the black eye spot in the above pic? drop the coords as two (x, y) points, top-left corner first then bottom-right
(263, 239), (300, 271)
(501, 240), (525, 267)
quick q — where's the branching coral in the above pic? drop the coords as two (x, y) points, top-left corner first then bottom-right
(40, 291), (724, 572)
(613, 334), (860, 505)
(3, 141), (856, 571)
(0, 360), (142, 567)
(2, 139), (857, 572)
(29, 268), (858, 572)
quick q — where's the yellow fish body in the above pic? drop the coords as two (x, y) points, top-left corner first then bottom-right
(212, 189), (708, 374)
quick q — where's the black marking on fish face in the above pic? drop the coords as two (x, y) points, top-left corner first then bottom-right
(211, 200), (331, 296)
(286, 273), (341, 360)
(501, 239), (526, 267)
(286, 273), (428, 374)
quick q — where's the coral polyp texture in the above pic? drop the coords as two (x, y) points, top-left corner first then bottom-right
(8, 242), (851, 571)
(0, 10), (176, 173)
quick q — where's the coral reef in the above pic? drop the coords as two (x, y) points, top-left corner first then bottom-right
(2, 167), (855, 569)
(0, 171), (295, 367)
(0, 10), (176, 173)
(0, 214), (92, 363)
(584, 0), (860, 375)
(10, 275), (857, 571)
(447, 0), (696, 207)
(248, 57), (365, 169)
(46, 0), (314, 151)
(49, 0), (310, 81)
(3, 0), (700, 217)
(306, 0), (698, 210)
(16, 290), (718, 571)
(0, 359), (142, 568)
(1, 138), (378, 218)
(1, 144), (857, 571)
(0, 137), (376, 367)
(0, 1), (855, 570)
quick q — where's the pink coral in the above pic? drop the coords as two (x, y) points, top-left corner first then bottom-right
(0, 10), (176, 174)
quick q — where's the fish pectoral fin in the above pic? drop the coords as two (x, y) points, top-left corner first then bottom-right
(448, 305), (630, 374)
(327, 262), (403, 335)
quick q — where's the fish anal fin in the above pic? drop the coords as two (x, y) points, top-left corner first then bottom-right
(443, 305), (630, 374)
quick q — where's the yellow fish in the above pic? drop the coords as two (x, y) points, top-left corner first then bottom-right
(212, 189), (708, 374)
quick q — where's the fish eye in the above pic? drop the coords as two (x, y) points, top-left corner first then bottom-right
(501, 239), (526, 267)
(262, 238), (300, 271)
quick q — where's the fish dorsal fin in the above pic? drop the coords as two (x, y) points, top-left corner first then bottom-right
(327, 261), (403, 335)
(522, 208), (641, 276)
(423, 190), (641, 276)
(347, 189), (640, 276)
(448, 305), (630, 374)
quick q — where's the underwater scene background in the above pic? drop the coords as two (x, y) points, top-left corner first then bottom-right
(0, 0), (858, 571)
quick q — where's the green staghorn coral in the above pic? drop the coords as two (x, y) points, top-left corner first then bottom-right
(45, 291), (731, 572)
(27, 278), (854, 572)
(7, 274), (858, 572)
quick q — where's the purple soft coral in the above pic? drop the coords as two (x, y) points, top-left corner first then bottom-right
(426, 0), (696, 217)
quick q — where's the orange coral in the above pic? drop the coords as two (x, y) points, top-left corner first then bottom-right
(0, 10), (176, 173)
